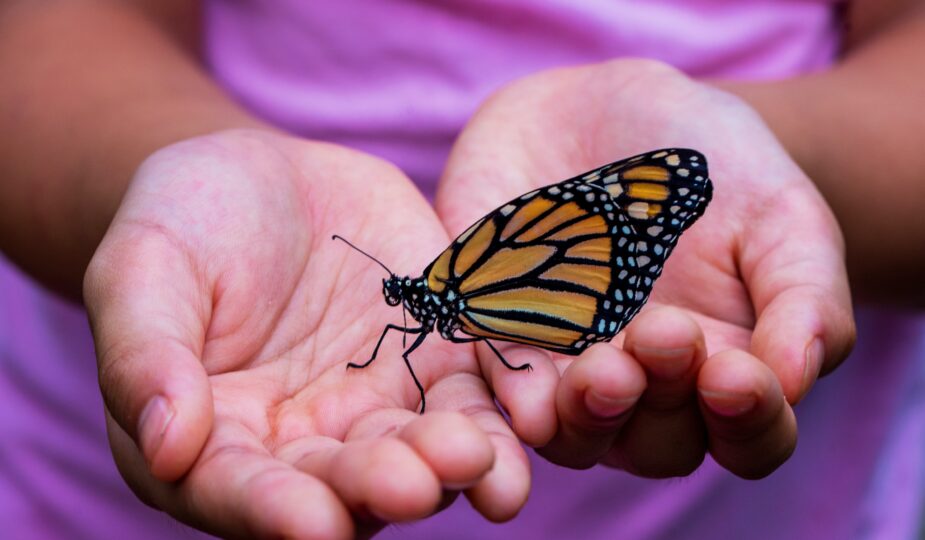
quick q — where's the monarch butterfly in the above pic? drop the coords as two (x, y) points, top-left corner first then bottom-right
(335, 148), (712, 413)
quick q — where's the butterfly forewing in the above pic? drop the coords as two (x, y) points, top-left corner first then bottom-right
(424, 178), (641, 354)
(422, 148), (712, 355)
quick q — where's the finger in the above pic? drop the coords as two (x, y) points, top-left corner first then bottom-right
(476, 342), (560, 447)
(536, 345), (645, 469)
(398, 411), (495, 489)
(698, 349), (797, 479)
(425, 372), (531, 522)
(85, 231), (213, 482)
(465, 425), (532, 523)
(740, 188), (856, 403)
(289, 412), (443, 522)
(110, 419), (354, 540)
(606, 307), (707, 477)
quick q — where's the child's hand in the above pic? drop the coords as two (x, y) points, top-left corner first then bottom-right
(84, 130), (529, 538)
(436, 60), (856, 479)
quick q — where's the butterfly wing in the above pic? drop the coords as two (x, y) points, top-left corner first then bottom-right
(424, 179), (640, 354)
(582, 148), (712, 318)
(424, 148), (712, 355)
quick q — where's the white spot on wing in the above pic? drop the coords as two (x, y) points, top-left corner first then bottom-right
(606, 184), (624, 198)
(627, 202), (650, 219)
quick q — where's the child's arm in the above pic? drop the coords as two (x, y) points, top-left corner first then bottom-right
(0, 0), (265, 296)
(719, 0), (925, 303)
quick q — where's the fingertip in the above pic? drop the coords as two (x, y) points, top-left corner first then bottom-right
(751, 286), (856, 404)
(400, 412), (494, 489)
(560, 345), (644, 425)
(147, 373), (214, 481)
(625, 306), (703, 354)
(479, 344), (558, 447)
(698, 350), (797, 478)
(362, 438), (443, 522)
(181, 444), (356, 540)
(247, 470), (356, 540)
(698, 350), (776, 414)
(622, 308), (706, 417)
(466, 437), (531, 523)
(99, 340), (214, 482)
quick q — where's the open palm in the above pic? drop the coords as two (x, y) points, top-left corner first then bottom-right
(437, 60), (856, 479)
(85, 130), (528, 538)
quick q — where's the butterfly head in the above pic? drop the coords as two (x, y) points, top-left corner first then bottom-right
(382, 275), (404, 306)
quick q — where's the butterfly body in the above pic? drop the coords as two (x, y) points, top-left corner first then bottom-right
(340, 148), (713, 413)
(381, 275), (466, 340)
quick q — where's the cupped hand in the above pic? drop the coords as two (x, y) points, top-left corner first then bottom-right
(436, 59), (856, 479)
(84, 130), (529, 539)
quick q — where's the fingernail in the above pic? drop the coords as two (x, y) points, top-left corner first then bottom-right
(803, 338), (824, 390)
(633, 345), (695, 380)
(585, 390), (637, 419)
(701, 390), (756, 417)
(138, 395), (174, 464)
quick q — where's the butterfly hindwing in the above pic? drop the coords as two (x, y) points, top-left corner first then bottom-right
(582, 148), (712, 318)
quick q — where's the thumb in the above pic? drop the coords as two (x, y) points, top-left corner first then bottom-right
(85, 230), (213, 482)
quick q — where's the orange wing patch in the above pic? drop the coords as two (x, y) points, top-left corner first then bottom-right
(500, 196), (556, 241)
(466, 287), (597, 327)
(461, 312), (583, 347)
(540, 263), (611, 294)
(454, 218), (496, 276)
(564, 236), (611, 262)
(426, 247), (453, 293)
(514, 201), (585, 243)
(459, 245), (556, 293)
(622, 166), (670, 181)
(626, 182), (670, 201)
(545, 215), (608, 241)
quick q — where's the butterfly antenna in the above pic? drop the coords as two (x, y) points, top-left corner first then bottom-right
(331, 235), (394, 275)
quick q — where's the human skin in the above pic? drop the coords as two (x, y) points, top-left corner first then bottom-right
(436, 60), (854, 478)
(1, 0), (922, 538)
(87, 131), (532, 538)
(436, 0), (925, 478)
(1, 3), (530, 538)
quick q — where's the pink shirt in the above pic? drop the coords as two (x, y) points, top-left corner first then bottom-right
(3, 1), (924, 538)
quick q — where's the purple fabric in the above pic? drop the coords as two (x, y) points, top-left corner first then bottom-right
(3, 1), (924, 538)
(203, 0), (841, 196)
(0, 258), (209, 539)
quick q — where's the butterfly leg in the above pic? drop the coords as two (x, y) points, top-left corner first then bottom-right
(448, 336), (533, 372)
(483, 339), (533, 372)
(401, 331), (430, 414)
(347, 324), (423, 370)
